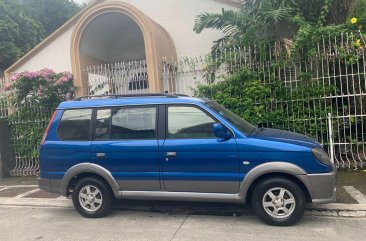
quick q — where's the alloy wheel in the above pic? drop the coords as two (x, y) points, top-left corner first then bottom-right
(262, 187), (296, 219)
(78, 185), (103, 212)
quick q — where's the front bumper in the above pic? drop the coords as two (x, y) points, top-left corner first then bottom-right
(305, 170), (337, 204)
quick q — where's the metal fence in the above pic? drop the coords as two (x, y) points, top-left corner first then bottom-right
(161, 32), (366, 169)
(85, 60), (149, 95)
(0, 78), (10, 117)
(1, 33), (365, 176)
(0, 78), (51, 176)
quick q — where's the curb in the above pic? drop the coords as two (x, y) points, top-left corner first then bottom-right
(306, 203), (366, 218)
(307, 203), (366, 211)
(0, 197), (365, 218)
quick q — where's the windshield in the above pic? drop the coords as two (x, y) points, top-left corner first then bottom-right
(205, 101), (257, 136)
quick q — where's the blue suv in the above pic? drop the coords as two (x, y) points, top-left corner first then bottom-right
(39, 93), (336, 226)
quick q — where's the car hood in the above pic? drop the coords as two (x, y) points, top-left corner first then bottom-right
(250, 128), (321, 148)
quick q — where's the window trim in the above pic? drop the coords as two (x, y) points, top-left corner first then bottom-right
(165, 104), (233, 140)
(92, 105), (159, 141)
(56, 108), (93, 142)
(93, 108), (112, 141)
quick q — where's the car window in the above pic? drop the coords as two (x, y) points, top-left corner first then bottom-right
(95, 109), (112, 140)
(168, 106), (217, 139)
(205, 101), (257, 136)
(94, 106), (156, 140)
(58, 109), (92, 141)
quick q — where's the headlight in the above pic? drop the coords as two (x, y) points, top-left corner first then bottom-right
(312, 147), (332, 166)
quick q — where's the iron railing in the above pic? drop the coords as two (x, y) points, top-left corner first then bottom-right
(85, 60), (149, 95)
(1, 78), (46, 176)
(0, 32), (365, 176)
(161, 32), (366, 169)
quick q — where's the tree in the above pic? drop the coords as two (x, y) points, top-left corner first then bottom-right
(0, 0), (43, 74)
(194, 0), (358, 52)
(21, 0), (82, 37)
(0, 0), (82, 75)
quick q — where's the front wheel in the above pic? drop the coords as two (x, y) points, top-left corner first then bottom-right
(72, 177), (112, 218)
(251, 177), (306, 226)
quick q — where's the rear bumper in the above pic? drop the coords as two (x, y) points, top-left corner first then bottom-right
(306, 170), (336, 204)
(38, 178), (62, 195)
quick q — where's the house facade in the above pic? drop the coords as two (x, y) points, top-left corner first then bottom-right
(5, 0), (240, 96)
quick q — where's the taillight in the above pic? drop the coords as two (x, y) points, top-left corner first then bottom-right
(41, 110), (58, 145)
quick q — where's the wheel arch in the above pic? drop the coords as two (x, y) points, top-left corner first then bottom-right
(239, 162), (312, 204)
(60, 163), (120, 198)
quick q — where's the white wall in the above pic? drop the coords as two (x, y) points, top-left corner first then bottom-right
(16, 28), (73, 73)
(12, 0), (238, 73)
(121, 0), (238, 58)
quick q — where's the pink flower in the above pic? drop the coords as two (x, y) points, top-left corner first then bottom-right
(10, 73), (20, 82)
(37, 68), (55, 80)
(61, 71), (73, 81)
(56, 76), (69, 85)
(4, 83), (12, 90)
(22, 71), (37, 79)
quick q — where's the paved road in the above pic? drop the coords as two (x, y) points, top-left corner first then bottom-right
(0, 205), (365, 241)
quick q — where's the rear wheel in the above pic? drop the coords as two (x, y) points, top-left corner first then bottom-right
(72, 177), (112, 218)
(251, 177), (306, 226)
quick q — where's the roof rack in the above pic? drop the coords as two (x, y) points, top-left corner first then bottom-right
(172, 93), (190, 97)
(73, 93), (188, 101)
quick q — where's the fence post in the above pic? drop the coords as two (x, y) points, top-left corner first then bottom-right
(0, 120), (13, 179)
(327, 113), (335, 164)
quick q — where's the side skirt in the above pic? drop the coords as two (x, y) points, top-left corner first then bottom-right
(118, 191), (244, 204)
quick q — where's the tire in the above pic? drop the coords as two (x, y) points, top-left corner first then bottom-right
(251, 177), (306, 226)
(72, 177), (112, 218)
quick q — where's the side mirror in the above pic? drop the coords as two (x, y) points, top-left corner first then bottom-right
(213, 123), (232, 139)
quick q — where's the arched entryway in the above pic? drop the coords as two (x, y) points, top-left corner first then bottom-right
(71, 1), (176, 96)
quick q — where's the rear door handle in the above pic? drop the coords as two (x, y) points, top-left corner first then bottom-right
(166, 152), (176, 158)
(96, 153), (106, 159)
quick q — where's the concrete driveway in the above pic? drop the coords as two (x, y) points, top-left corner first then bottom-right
(0, 205), (365, 241)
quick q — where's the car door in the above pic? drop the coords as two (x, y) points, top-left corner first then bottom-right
(90, 105), (160, 191)
(162, 104), (239, 194)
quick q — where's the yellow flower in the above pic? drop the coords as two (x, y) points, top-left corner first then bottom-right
(351, 17), (358, 24)
(355, 39), (361, 47)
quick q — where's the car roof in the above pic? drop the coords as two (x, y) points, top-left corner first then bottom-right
(57, 94), (208, 109)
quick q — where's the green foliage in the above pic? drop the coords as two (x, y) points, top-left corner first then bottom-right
(195, 69), (335, 139)
(9, 104), (51, 159)
(196, 70), (275, 125)
(6, 69), (74, 160)
(194, 0), (361, 54)
(348, 0), (366, 27)
(10, 69), (74, 105)
(290, 15), (350, 57)
(194, 8), (252, 51)
(0, 0), (81, 72)
(20, 0), (81, 37)
(0, 0), (43, 72)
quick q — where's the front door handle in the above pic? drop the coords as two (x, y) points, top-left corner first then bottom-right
(166, 152), (176, 158)
(96, 153), (106, 159)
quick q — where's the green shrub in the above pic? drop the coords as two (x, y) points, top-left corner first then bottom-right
(6, 69), (74, 160)
(195, 69), (335, 139)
